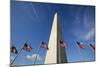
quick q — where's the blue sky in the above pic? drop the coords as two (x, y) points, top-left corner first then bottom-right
(11, 1), (95, 66)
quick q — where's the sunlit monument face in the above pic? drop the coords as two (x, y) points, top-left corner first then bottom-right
(11, 1), (95, 66)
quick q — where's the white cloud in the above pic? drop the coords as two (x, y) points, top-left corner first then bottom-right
(85, 28), (95, 40)
(11, 56), (14, 61)
(26, 54), (42, 61)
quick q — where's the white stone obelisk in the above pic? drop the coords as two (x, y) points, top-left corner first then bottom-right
(44, 13), (57, 64)
(45, 13), (67, 64)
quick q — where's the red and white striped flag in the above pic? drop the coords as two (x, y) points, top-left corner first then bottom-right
(23, 43), (32, 52)
(11, 46), (18, 54)
(60, 40), (68, 48)
(76, 41), (85, 49)
(90, 44), (95, 50)
(40, 41), (49, 50)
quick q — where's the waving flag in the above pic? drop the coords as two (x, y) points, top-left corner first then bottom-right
(90, 44), (95, 50)
(23, 43), (32, 52)
(40, 41), (49, 50)
(11, 46), (18, 54)
(76, 41), (85, 49)
(60, 40), (68, 48)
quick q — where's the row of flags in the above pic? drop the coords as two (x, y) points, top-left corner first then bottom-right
(11, 43), (32, 54)
(11, 41), (49, 54)
(10, 41), (49, 65)
(11, 41), (95, 54)
(59, 40), (95, 50)
(10, 40), (95, 65)
(76, 41), (95, 50)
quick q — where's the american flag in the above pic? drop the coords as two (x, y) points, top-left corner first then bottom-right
(11, 46), (18, 54)
(40, 41), (49, 50)
(76, 41), (85, 49)
(60, 40), (68, 48)
(23, 43), (32, 52)
(90, 44), (95, 50)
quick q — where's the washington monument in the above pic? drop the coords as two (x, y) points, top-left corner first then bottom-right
(45, 13), (67, 64)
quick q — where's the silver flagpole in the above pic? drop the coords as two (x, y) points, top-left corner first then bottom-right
(33, 43), (41, 65)
(10, 40), (28, 65)
(10, 48), (23, 65)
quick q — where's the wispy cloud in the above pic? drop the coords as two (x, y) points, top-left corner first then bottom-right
(72, 28), (95, 41)
(26, 54), (42, 61)
(83, 10), (95, 30)
(84, 28), (95, 40)
(11, 56), (14, 61)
